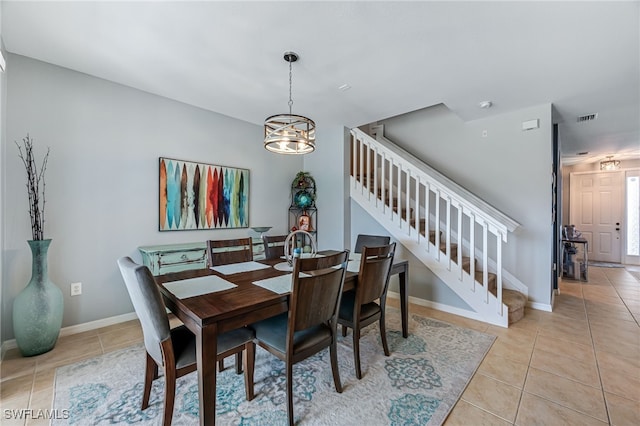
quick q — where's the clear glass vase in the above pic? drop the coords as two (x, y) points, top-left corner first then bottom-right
(12, 239), (64, 356)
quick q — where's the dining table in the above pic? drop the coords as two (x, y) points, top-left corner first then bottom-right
(154, 251), (409, 426)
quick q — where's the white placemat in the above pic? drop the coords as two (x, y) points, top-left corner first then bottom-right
(252, 273), (312, 294)
(210, 261), (271, 275)
(347, 252), (362, 272)
(347, 261), (361, 273)
(164, 275), (237, 299)
(279, 253), (326, 260)
(253, 274), (293, 294)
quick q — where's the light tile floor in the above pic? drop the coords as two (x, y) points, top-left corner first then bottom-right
(1, 266), (638, 425)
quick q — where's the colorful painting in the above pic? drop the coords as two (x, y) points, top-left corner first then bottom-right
(159, 157), (249, 231)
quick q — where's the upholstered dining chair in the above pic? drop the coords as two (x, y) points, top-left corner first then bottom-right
(249, 250), (350, 426)
(338, 242), (396, 379)
(354, 234), (391, 253)
(117, 257), (256, 426)
(206, 237), (253, 266)
(262, 234), (287, 260)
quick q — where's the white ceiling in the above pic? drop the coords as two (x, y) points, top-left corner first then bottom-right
(2, 1), (639, 165)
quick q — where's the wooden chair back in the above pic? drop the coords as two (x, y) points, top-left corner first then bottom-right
(289, 251), (349, 333)
(354, 234), (391, 253)
(262, 234), (287, 260)
(206, 237), (253, 266)
(357, 243), (396, 305)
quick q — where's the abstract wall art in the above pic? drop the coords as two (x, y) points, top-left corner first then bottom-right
(159, 157), (249, 231)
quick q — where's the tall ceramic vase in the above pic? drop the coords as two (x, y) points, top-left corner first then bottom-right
(13, 239), (64, 356)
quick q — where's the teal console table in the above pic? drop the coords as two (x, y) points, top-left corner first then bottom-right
(139, 239), (265, 276)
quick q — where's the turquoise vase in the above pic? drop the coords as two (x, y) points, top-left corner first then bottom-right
(13, 239), (64, 356)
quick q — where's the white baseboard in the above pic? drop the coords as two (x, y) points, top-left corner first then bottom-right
(1, 311), (138, 360)
(387, 291), (486, 323)
(527, 300), (553, 312)
(387, 291), (554, 321)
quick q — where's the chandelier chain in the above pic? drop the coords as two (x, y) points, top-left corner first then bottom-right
(288, 59), (293, 114)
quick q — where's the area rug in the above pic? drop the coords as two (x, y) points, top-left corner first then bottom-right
(589, 261), (625, 268)
(52, 309), (495, 425)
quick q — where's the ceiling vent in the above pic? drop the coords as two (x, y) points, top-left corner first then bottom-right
(577, 113), (598, 123)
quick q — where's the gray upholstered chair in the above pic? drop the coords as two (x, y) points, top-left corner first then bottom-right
(354, 234), (391, 253)
(117, 257), (255, 426)
(249, 250), (350, 426)
(338, 242), (396, 379)
(262, 234), (287, 260)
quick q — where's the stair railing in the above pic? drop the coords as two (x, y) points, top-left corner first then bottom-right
(350, 127), (522, 320)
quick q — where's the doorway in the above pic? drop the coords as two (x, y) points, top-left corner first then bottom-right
(624, 170), (640, 265)
(569, 171), (624, 263)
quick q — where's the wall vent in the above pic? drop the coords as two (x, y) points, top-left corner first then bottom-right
(577, 113), (598, 123)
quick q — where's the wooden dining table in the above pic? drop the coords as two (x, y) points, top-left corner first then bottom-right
(155, 253), (409, 426)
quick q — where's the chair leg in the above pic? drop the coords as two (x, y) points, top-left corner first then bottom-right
(286, 361), (294, 426)
(353, 327), (362, 379)
(330, 338), (343, 393)
(162, 365), (176, 426)
(341, 324), (347, 337)
(218, 359), (225, 371)
(243, 342), (255, 401)
(235, 351), (243, 374)
(379, 314), (390, 356)
(142, 352), (156, 410)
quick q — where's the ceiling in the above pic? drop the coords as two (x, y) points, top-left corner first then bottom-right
(2, 1), (639, 165)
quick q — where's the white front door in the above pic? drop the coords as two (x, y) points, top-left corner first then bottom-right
(570, 171), (624, 263)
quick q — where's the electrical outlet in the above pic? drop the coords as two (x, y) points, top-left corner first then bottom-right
(70, 282), (82, 296)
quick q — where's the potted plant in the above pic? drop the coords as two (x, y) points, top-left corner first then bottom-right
(13, 134), (63, 356)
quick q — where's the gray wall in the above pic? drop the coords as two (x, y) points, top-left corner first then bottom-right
(2, 54), (303, 342)
(304, 125), (350, 251)
(368, 103), (554, 308)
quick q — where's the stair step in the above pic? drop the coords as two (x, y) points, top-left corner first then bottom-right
(502, 289), (527, 324)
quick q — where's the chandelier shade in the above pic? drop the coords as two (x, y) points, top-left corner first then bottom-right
(264, 52), (316, 155)
(600, 156), (620, 170)
(264, 114), (316, 154)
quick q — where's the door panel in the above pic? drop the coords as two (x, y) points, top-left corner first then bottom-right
(570, 171), (623, 263)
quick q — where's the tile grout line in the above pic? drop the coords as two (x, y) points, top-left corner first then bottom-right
(585, 272), (612, 425)
(511, 328), (538, 426)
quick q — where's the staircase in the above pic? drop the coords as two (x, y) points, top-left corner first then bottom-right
(350, 126), (528, 327)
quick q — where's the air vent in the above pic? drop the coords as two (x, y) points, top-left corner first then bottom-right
(577, 113), (598, 123)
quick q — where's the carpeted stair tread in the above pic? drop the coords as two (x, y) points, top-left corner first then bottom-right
(502, 289), (527, 324)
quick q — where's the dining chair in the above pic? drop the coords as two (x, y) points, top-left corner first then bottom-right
(206, 237), (253, 266)
(338, 242), (396, 379)
(117, 257), (256, 426)
(249, 250), (350, 426)
(262, 234), (287, 260)
(206, 237), (254, 371)
(354, 234), (391, 253)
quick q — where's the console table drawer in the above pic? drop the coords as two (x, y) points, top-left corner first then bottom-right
(139, 243), (207, 276)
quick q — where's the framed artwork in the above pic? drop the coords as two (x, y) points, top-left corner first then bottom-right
(159, 157), (249, 231)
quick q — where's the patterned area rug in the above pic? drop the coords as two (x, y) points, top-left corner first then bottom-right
(52, 310), (495, 425)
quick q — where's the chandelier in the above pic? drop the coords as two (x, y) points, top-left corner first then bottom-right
(600, 156), (620, 171)
(264, 52), (316, 155)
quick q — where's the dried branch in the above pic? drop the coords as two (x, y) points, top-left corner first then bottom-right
(16, 134), (49, 241)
